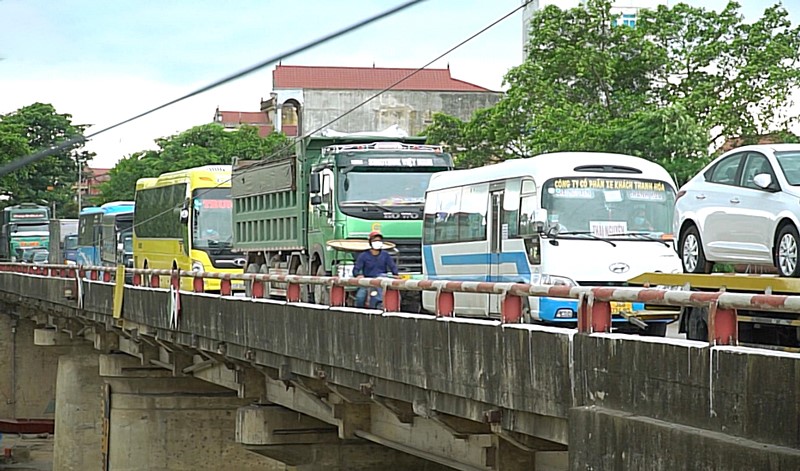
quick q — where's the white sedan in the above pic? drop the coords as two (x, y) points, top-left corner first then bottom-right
(675, 144), (800, 277)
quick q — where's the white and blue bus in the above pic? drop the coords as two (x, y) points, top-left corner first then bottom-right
(77, 201), (134, 266)
(421, 152), (682, 331)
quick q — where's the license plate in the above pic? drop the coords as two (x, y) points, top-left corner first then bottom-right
(611, 302), (632, 314)
(398, 274), (412, 280)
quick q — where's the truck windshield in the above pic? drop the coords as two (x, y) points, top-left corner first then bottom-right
(192, 188), (233, 248)
(64, 235), (79, 250)
(339, 171), (435, 205)
(13, 224), (49, 234)
(540, 177), (675, 237)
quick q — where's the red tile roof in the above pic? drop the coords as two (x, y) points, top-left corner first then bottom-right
(273, 65), (492, 92)
(217, 111), (268, 125)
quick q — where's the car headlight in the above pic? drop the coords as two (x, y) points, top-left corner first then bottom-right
(539, 274), (577, 287)
(191, 261), (204, 273)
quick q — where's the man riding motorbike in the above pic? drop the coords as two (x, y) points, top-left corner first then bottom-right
(354, 231), (398, 308)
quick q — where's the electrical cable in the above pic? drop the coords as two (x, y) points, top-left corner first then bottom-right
(81, 1), (530, 259)
(0, 0), (425, 178)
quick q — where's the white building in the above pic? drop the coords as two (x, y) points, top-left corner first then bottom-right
(522, 0), (670, 59)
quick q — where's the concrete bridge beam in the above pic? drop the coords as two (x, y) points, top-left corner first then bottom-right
(237, 403), (451, 471)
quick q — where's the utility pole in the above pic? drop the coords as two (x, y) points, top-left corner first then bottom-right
(77, 158), (82, 211)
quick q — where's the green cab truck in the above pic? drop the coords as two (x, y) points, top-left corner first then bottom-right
(232, 134), (454, 310)
(0, 203), (51, 261)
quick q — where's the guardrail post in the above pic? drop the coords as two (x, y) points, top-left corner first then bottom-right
(436, 290), (454, 317)
(501, 292), (523, 323)
(286, 280), (301, 303)
(89, 269), (98, 281)
(170, 271), (180, 291)
(132, 273), (141, 286)
(102, 270), (112, 283)
(709, 301), (737, 346)
(384, 287), (401, 312)
(578, 293), (611, 333)
(330, 283), (346, 307)
(193, 276), (205, 293)
(150, 273), (160, 288)
(251, 278), (265, 299)
(220, 278), (232, 296)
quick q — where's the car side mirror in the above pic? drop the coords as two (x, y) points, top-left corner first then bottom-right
(753, 173), (774, 190)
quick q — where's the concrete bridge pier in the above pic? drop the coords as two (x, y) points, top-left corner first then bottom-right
(98, 354), (282, 471)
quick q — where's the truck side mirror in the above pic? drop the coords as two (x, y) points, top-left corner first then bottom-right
(309, 172), (321, 194)
(310, 195), (322, 205)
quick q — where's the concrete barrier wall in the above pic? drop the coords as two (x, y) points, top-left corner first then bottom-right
(573, 333), (800, 450)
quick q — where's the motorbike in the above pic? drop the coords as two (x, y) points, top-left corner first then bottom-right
(359, 273), (398, 309)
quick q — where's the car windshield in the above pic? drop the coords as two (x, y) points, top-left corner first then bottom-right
(775, 151), (800, 185)
(339, 171), (436, 205)
(541, 177), (675, 237)
(192, 188), (233, 248)
(33, 252), (48, 262)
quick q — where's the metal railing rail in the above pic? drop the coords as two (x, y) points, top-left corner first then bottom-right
(4, 262), (793, 347)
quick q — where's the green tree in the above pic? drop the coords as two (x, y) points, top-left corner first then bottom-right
(424, 0), (800, 185)
(98, 124), (292, 202)
(0, 103), (92, 217)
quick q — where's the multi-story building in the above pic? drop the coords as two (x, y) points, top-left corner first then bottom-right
(522, 0), (670, 58)
(261, 65), (501, 137)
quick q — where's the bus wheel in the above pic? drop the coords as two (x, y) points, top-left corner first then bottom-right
(314, 266), (330, 306)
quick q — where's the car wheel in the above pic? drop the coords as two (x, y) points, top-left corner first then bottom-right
(775, 225), (800, 277)
(679, 225), (711, 274)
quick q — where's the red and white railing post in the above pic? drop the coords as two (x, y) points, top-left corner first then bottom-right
(501, 291), (523, 323)
(436, 289), (454, 317)
(709, 300), (738, 346)
(578, 291), (612, 334)
(193, 275), (205, 293)
(220, 278), (232, 296)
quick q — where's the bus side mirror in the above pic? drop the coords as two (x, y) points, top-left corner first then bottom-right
(309, 172), (321, 194)
(179, 207), (190, 224)
(532, 209), (548, 233)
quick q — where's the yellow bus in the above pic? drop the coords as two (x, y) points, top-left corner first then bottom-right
(133, 165), (244, 291)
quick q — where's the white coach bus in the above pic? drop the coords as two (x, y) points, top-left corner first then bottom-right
(421, 152), (682, 331)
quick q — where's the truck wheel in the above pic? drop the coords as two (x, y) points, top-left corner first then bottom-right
(686, 307), (708, 341)
(314, 266), (330, 306)
(775, 225), (800, 277)
(679, 225), (712, 274)
(296, 264), (311, 303)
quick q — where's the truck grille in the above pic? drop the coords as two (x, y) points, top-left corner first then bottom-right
(386, 238), (421, 274)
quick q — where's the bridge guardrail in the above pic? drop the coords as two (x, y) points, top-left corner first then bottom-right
(4, 262), (792, 348)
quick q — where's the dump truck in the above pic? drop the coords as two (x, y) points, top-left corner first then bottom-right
(232, 133), (454, 311)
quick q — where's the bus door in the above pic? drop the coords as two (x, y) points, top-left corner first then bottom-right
(488, 183), (505, 314)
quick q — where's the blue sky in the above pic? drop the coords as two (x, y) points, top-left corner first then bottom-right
(1, 0), (798, 168)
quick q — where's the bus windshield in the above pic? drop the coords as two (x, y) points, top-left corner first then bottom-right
(541, 177), (675, 237)
(13, 224), (49, 234)
(339, 171), (436, 205)
(192, 188), (233, 248)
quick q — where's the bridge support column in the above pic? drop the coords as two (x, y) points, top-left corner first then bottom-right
(237, 404), (450, 471)
(53, 353), (104, 471)
(101, 354), (281, 471)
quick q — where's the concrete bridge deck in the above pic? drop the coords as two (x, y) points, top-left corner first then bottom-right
(0, 271), (798, 470)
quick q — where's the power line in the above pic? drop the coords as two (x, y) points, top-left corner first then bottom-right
(0, 0), (426, 178)
(110, 1), (528, 253)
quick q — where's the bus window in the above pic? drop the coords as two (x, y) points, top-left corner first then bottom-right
(458, 184), (488, 242)
(503, 179), (521, 238)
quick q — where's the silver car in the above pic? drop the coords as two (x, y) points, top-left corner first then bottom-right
(675, 144), (800, 276)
